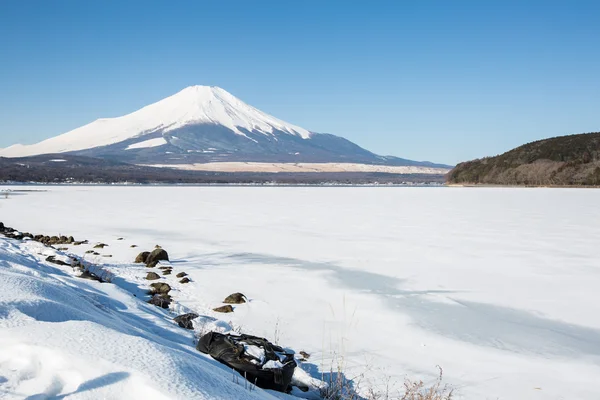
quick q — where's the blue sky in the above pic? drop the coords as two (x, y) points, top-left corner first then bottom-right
(0, 1), (598, 164)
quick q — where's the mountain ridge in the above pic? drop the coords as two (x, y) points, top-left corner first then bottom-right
(0, 85), (450, 169)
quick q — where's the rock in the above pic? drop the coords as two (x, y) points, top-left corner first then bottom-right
(0, 222), (3, 230)
(146, 272), (161, 280)
(173, 313), (199, 329)
(155, 245), (162, 248)
(223, 292), (247, 304)
(146, 248), (169, 264)
(85, 250), (94, 254)
(73, 240), (88, 245)
(94, 243), (108, 249)
(158, 266), (170, 270)
(176, 272), (187, 278)
(148, 294), (171, 309)
(92, 252), (100, 256)
(22, 232), (32, 238)
(135, 251), (150, 263)
(147, 261), (158, 268)
(45, 255), (69, 266)
(179, 277), (190, 284)
(57, 247), (69, 251)
(68, 236), (75, 243)
(117, 237), (124, 240)
(213, 305), (234, 313)
(59, 236), (68, 243)
(103, 254), (112, 258)
(79, 270), (102, 282)
(130, 244), (138, 248)
(162, 270), (172, 275)
(299, 351), (311, 360)
(150, 282), (171, 294)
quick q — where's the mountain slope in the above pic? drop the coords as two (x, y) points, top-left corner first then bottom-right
(447, 132), (600, 186)
(0, 86), (449, 168)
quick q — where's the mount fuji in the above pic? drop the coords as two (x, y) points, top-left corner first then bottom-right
(0, 86), (448, 168)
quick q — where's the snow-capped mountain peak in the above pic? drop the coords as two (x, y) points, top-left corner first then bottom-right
(0, 85), (311, 157)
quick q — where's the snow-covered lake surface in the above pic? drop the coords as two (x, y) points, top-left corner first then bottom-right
(1, 186), (600, 399)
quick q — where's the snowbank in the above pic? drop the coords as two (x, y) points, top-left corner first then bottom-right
(0, 238), (280, 399)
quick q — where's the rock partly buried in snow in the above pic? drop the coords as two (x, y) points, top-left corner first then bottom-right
(173, 313), (199, 329)
(146, 248), (169, 264)
(213, 305), (234, 313)
(150, 282), (171, 294)
(147, 261), (159, 268)
(45, 255), (69, 266)
(148, 294), (171, 309)
(135, 251), (150, 263)
(299, 351), (311, 361)
(146, 272), (161, 280)
(94, 243), (108, 249)
(179, 277), (191, 284)
(176, 272), (187, 278)
(223, 292), (246, 304)
(79, 270), (103, 282)
(162, 270), (172, 275)
(130, 244), (138, 248)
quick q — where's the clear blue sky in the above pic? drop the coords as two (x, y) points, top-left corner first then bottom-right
(1, 0), (599, 165)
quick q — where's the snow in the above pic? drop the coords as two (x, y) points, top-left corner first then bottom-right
(125, 137), (168, 150)
(146, 162), (450, 174)
(0, 239), (282, 400)
(1, 186), (600, 400)
(0, 86), (311, 157)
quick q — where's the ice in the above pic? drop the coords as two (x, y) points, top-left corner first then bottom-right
(1, 186), (599, 399)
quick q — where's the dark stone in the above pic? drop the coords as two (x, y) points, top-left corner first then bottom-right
(150, 282), (171, 294)
(45, 255), (69, 266)
(162, 270), (172, 275)
(146, 248), (169, 264)
(79, 270), (103, 282)
(94, 243), (108, 249)
(135, 251), (150, 263)
(0, 222), (3, 230)
(147, 261), (158, 268)
(179, 277), (191, 284)
(176, 272), (187, 278)
(299, 351), (311, 360)
(59, 236), (68, 243)
(223, 292), (246, 304)
(85, 250), (94, 254)
(117, 237), (124, 240)
(130, 244), (138, 248)
(148, 294), (171, 309)
(146, 272), (161, 280)
(213, 305), (234, 313)
(68, 236), (75, 243)
(173, 313), (199, 329)
(103, 254), (112, 258)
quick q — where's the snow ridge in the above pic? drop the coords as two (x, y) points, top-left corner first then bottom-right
(0, 86), (311, 157)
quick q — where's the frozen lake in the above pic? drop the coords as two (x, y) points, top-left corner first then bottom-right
(1, 186), (600, 399)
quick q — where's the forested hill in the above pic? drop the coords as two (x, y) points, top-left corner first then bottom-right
(447, 132), (600, 186)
